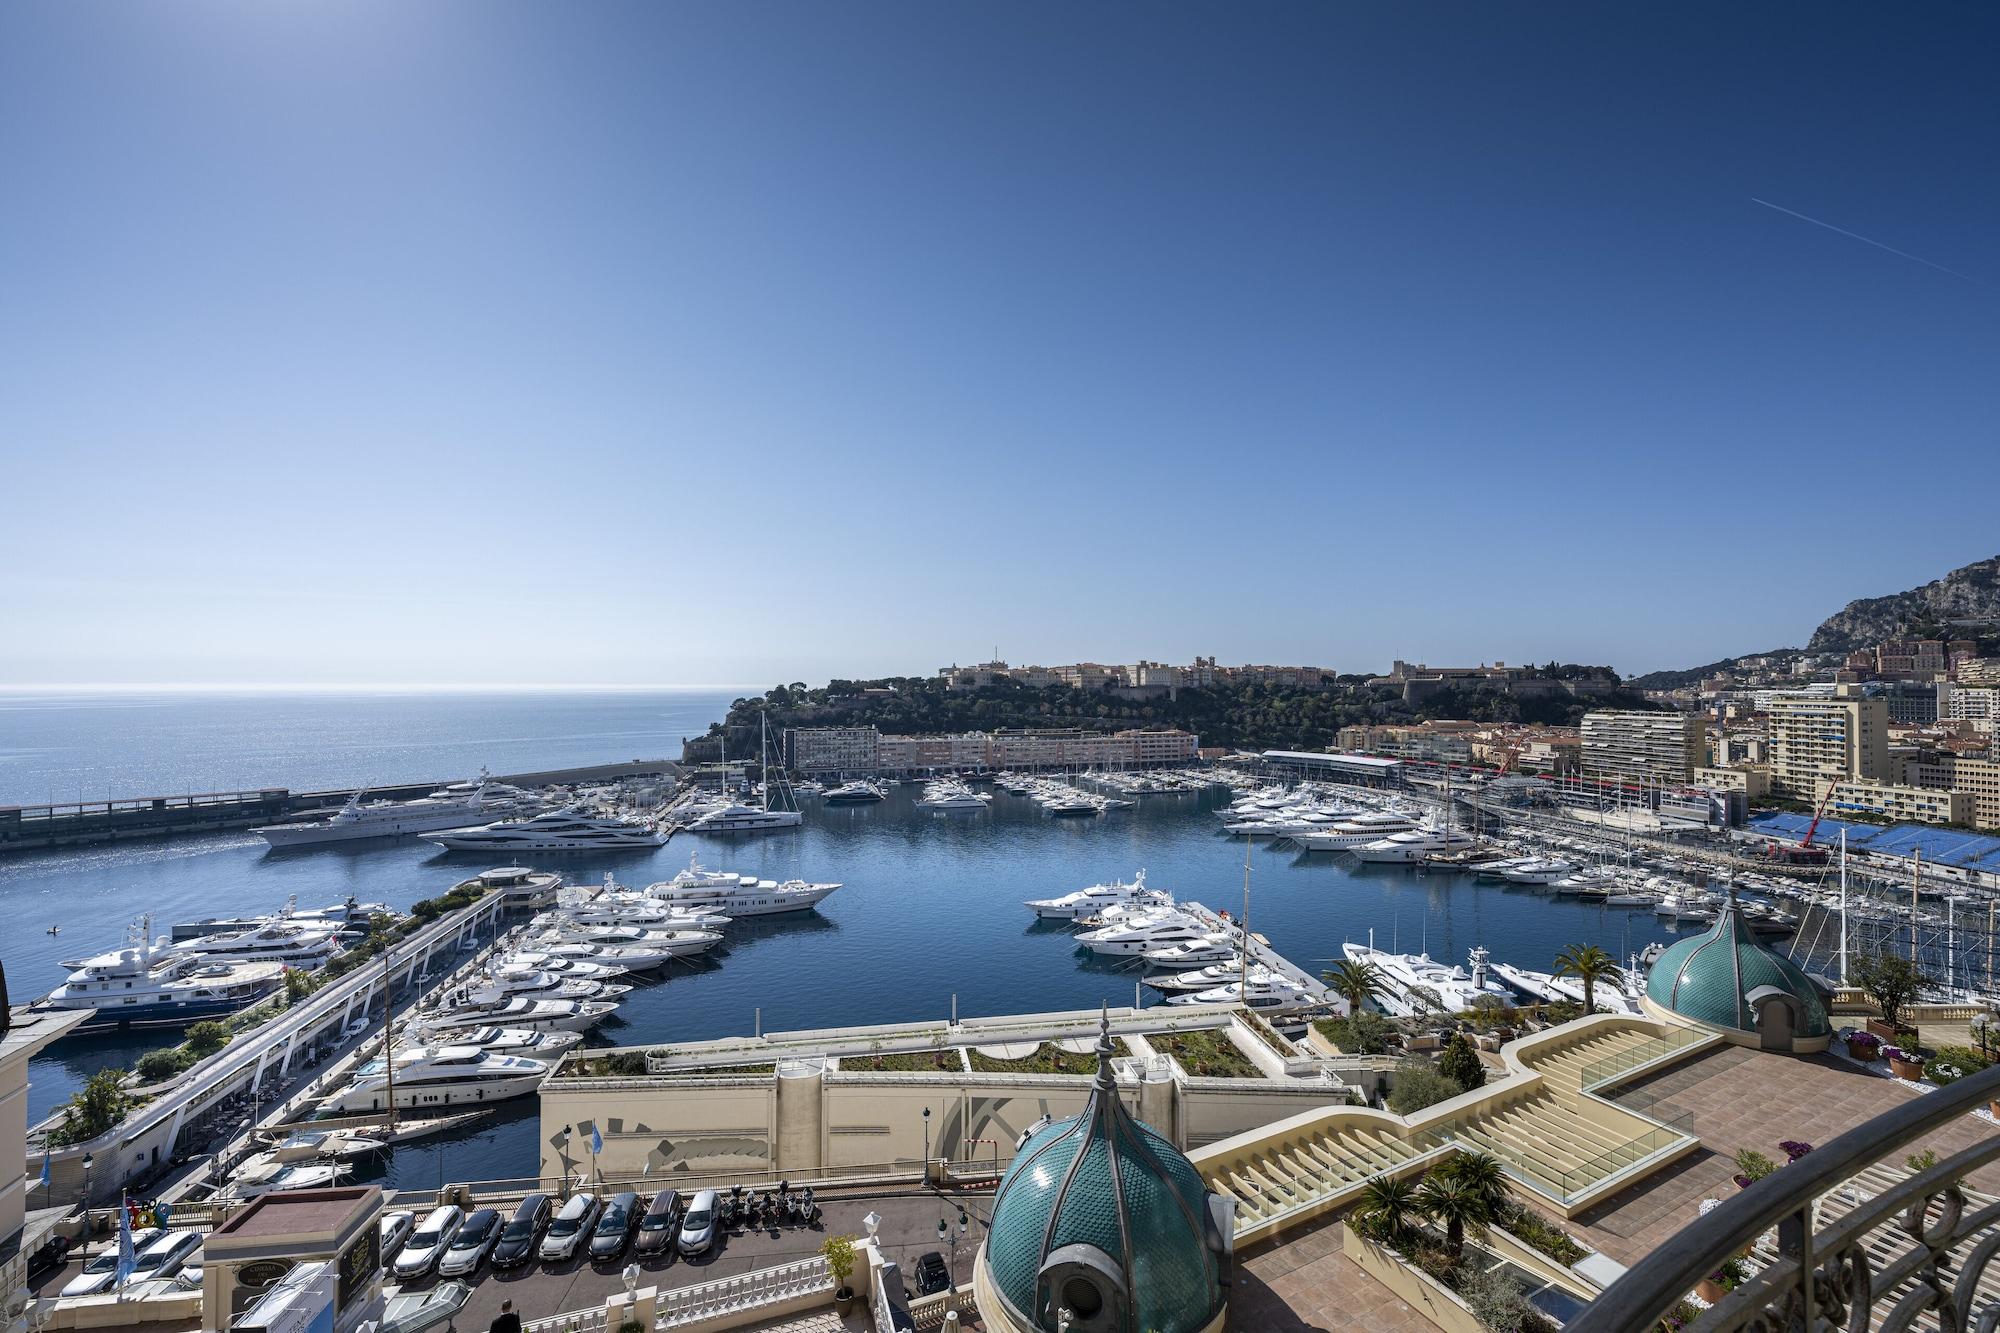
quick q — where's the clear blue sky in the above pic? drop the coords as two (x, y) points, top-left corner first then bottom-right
(3, 3), (1994, 688)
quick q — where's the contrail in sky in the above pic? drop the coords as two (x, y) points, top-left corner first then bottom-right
(1750, 197), (1986, 286)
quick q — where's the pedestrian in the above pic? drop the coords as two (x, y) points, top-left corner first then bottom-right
(488, 1298), (522, 1333)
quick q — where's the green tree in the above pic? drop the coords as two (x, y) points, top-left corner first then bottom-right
(58, 1069), (129, 1143)
(1388, 1058), (1463, 1115)
(1553, 944), (1621, 1014)
(1438, 1033), (1487, 1090)
(1321, 958), (1388, 1017)
(184, 1021), (231, 1058)
(1851, 950), (1931, 1031)
(1416, 1169), (1495, 1260)
(283, 967), (312, 1006)
(1434, 1151), (1511, 1216)
(1351, 1174), (1422, 1246)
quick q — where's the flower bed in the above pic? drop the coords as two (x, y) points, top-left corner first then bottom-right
(1146, 1029), (1260, 1078)
(840, 1050), (964, 1073)
(966, 1042), (1107, 1075)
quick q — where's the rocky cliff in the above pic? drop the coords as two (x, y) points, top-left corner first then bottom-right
(1806, 555), (2000, 653)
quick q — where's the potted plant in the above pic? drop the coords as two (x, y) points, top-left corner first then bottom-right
(1696, 1257), (1748, 1305)
(823, 1233), (859, 1315)
(1884, 1046), (1927, 1081)
(1842, 1029), (1882, 1062)
(1731, 1149), (1776, 1191)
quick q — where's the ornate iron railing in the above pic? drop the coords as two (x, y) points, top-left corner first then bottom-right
(1570, 1060), (2000, 1332)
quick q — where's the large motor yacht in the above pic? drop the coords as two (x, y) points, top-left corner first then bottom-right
(252, 771), (542, 849)
(169, 917), (345, 969)
(644, 871), (842, 918)
(417, 995), (615, 1035)
(1024, 870), (1167, 920)
(1352, 826), (1479, 864)
(822, 780), (885, 805)
(1341, 943), (1513, 1015)
(685, 803), (804, 834)
(1075, 911), (1216, 957)
(420, 809), (664, 852)
(1292, 812), (1422, 852)
(1164, 975), (1320, 1011)
(456, 964), (630, 1006)
(397, 1023), (584, 1061)
(916, 782), (990, 811)
(40, 920), (285, 1030)
(316, 1046), (550, 1115)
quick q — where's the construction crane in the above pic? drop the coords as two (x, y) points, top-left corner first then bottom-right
(1767, 780), (1840, 865)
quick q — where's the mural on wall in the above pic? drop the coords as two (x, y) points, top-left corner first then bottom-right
(934, 1090), (1112, 1166)
(559, 1115), (773, 1178)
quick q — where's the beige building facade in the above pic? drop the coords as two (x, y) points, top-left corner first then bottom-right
(1580, 710), (1703, 786)
(1766, 688), (1891, 800)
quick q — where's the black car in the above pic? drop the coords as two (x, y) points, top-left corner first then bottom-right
(588, 1191), (642, 1262)
(490, 1193), (554, 1269)
(913, 1250), (952, 1296)
(633, 1190), (683, 1257)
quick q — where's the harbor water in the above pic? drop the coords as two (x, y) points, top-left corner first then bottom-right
(1, 690), (1706, 1192)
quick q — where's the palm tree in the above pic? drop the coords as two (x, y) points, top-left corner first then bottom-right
(1321, 958), (1388, 1017)
(1553, 944), (1621, 1014)
(1416, 1170), (1491, 1260)
(1352, 1174), (1421, 1245)
(1436, 1151), (1512, 1218)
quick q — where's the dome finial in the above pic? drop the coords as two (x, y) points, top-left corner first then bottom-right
(1094, 1004), (1117, 1092)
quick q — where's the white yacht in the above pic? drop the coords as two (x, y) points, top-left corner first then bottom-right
(252, 772), (542, 849)
(822, 781), (885, 805)
(316, 1046), (550, 1115)
(1148, 962), (1278, 994)
(1489, 962), (1640, 1015)
(417, 995), (614, 1035)
(1341, 943), (1513, 1015)
(1164, 976), (1319, 1011)
(916, 783), (991, 811)
(644, 873), (841, 918)
(512, 935), (679, 973)
(1075, 911), (1214, 956)
(40, 921), (285, 1030)
(421, 809), (664, 852)
(492, 952), (628, 985)
(1293, 812), (1421, 852)
(170, 917), (344, 969)
(457, 965), (629, 1006)
(1140, 934), (1239, 969)
(174, 895), (396, 944)
(1025, 870), (1167, 920)
(1498, 858), (1577, 886)
(685, 803), (803, 834)
(1352, 827), (1478, 864)
(397, 1023), (584, 1061)
(219, 1158), (350, 1199)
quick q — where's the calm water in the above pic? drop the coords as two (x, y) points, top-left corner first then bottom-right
(1, 691), (1705, 1191)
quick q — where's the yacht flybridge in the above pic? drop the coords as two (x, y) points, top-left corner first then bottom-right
(253, 770), (543, 849)
(421, 809), (664, 852)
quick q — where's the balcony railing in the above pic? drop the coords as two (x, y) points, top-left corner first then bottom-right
(1569, 1060), (2000, 1332)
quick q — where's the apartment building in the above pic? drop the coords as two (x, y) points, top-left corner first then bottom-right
(1695, 765), (1772, 801)
(1950, 758), (2000, 830)
(1766, 687), (1891, 801)
(876, 732), (990, 770)
(785, 726), (881, 772)
(1829, 780), (1971, 827)
(1947, 685), (1999, 734)
(1579, 710), (1703, 786)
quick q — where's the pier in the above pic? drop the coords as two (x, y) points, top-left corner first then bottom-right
(23, 868), (555, 1206)
(0, 759), (683, 853)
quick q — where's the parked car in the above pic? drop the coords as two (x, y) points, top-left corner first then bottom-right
(539, 1193), (600, 1263)
(676, 1189), (720, 1256)
(913, 1251), (951, 1297)
(59, 1228), (164, 1297)
(588, 1192), (641, 1263)
(633, 1190), (682, 1257)
(128, 1230), (202, 1285)
(391, 1205), (464, 1280)
(437, 1208), (501, 1277)
(378, 1211), (417, 1269)
(490, 1193), (553, 1269)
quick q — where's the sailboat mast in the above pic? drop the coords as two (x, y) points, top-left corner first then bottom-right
(382, 948), (398, 1133)
(1911, 851), (1921, 963)
(1837, 830), (1849, 987)
(1239, 833), (1252, 996)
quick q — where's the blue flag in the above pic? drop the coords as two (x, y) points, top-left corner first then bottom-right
(590, 1124), (603, 1155)
(113, 1200), (136, 1288)
(38, 1147), (50, 1192)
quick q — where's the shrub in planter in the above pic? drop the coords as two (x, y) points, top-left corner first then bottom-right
(822, 1233), (859, 1310)
(1731, 1149), (1776, 1190)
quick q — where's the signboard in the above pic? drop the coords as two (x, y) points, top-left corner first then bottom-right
(336, 1225), (379, 1312)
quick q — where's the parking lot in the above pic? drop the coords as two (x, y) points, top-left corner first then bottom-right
(398, 1184), (992, 1331)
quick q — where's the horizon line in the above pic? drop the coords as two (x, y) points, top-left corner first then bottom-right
(0, 682), (764, 694)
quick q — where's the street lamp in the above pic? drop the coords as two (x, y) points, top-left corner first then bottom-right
(556, 1126), (573, 1199)
(921, 1107), (931, 1182)
(79, 1153), (94, 1259)
(948, 1208), (968, 1286)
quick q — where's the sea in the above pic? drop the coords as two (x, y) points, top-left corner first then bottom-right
(0, 689), (1703, 1193)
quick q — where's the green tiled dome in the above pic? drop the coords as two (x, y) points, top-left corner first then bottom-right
(1645, 893), (1830, 1038)
(984, 1019), (1226, 1333)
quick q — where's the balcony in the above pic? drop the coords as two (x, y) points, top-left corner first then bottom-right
(1569, 1060), (2000, 1332)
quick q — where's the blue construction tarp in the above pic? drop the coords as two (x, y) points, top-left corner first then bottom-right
(1746, 811), (2000, 867)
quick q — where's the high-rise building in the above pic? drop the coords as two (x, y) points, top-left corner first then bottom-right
(1579, 710), (1703, 786)
(1766, 687), (1890, 801)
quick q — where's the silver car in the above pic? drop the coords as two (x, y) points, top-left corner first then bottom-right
(391, 1205), (463, 1281)
(58, 1228), (164, 1297)
(676, 1189), (719, 1256)
(436, 1208), (501, 1278)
